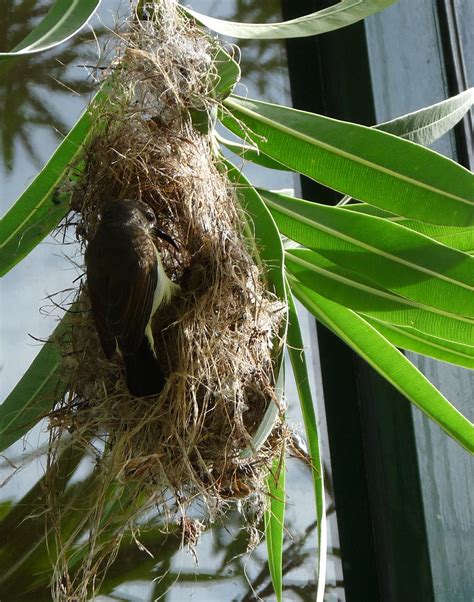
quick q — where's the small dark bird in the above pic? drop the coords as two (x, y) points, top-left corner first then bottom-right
(85, 199), (179, 396)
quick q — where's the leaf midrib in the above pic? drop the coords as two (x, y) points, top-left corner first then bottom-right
(20, 2), (78, 52)
(286, 252), (474, 326)
(382, 92), (474, 139)
(269, 198), (474, 293)
(290, 278), (474, 453)
(366, 316), (474, 361)
(1, 362), (60, 437)
(227, 97), (474, 208)
(188, 0), (362, 31)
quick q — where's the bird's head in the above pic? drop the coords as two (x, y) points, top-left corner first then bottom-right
(99, 198), (154, 227)
(100, 199), (178, 250)
(135, 200), (158, 230)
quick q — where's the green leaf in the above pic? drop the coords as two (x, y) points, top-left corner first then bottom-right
(377, 88), (474, 146)
(265, 454), (286, 602)
(393, 223), (474, 254)
(222, 86), (474, 180)
(261, 189), (474, 318)
(343, 204), (474, 253)
(211, 44), (240, 100)
(223, 96), (474, 226)
(289, 277), (474, 453)
(286, 284), (326, 600)
(336, 89), (474, 208)
(184, 0), (396, 39)
(285, 248), (474, 347)
(224, 164), (287, 459)
(363, 317), (474, 369)
(0, 444), (87, 591)
(216, 132), (289, 171)
(0, 0), (101, 60)
(189, 45), (238, 133)
(220, 87), (474, 194)
(189, 106), (217, 134)
(0, 315), (70, 453)
(0, 93), (102, 276)
(225, 164), (285, 299)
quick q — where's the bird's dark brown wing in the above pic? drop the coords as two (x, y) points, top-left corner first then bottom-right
(106, 231), (157, 356)
(86, 226), (158, 358)
(86, 241), (116, 359)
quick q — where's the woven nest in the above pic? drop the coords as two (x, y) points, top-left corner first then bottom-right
(46, 2), (286, 598)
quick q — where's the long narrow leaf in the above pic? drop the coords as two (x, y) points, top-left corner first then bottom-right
(260, 189), (474, 318)
(0, 314), (70, 452)
(232, 91), (473, 171)
(289, 277), (474, 453)
(377, 88), (474, 145)
(0, 444), (87, 590)
(211, 45), (240, 100)
(223, 96), (474, 226)
(225, 164), (286, 459)
(0, 93), (102, 276)
(285, 248), (474, 348)
(286, 284), (326, 601)
(363, 317), (474, 369)
(225, 166), (287, 597)
(0, 0), (101, 59)
(184, 0), (396, 39)
(265, 454), (286, 602)
(225, 164), (286, 299)
(216, 133), (288, 171)
(336, 89), (474, 207)
(387, 223), (474, 254)
(219, 89), (474, 169)
(343, 203), (474, 253)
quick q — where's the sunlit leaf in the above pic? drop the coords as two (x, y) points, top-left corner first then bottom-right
(285, 248), (474, 347)
(265, 454), (286, 602)
(363, 317), (474, 369)
(343, 204), (474, 253)
(223, 96), (474, 225)
(224, 164), (286, 459)
(0, 92), (103, 276)
(286, 284), (326, 601)
(377, 88), (474, 145)
(184, 0), (396, 39)
(226, 165), (285, 298)
(336, 89), (474, 207)
(0, 0), (101, 60)
(216, 132), (288, 171)
(261, 189), (474, 318)
(222, 169), (288, 599)
(289, 277), (474, 453)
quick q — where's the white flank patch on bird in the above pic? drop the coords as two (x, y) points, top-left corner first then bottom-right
(145, 246), (180, 356)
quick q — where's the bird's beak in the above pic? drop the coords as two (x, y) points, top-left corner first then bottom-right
(153, 227), (179, 251)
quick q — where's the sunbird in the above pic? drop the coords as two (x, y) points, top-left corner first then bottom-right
(85, 198), (179, 396)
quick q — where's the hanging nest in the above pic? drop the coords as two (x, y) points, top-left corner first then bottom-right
(46, 1), (287, 598)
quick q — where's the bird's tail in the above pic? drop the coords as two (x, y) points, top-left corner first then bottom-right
(123, 336), (165, 397)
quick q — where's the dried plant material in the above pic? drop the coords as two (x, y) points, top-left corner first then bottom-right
(45, 2), (286, 599)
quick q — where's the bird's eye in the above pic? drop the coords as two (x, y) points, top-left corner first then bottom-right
(145, 210), (155, 222)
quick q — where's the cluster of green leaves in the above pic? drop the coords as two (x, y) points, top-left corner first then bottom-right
(0, 1), (473, 600)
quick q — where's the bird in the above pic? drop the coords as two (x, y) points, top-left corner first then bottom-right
(85, 198), (180, 397)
